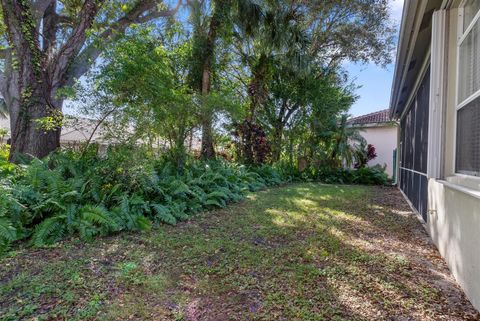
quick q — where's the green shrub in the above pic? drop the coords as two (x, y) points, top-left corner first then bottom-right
(275, 161), (390, 185)
(351, 165), (390, 185)
(0, 144), (16, 177)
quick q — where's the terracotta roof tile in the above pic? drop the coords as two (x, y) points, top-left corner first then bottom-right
(347, 109), (391, 125)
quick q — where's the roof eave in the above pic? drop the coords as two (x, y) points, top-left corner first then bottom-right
(389, 0), (422, 119)
(348, 121), (399, 129)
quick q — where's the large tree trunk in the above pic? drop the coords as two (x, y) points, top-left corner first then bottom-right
(9, 99), (62, 162)
(0, 0), (101, 162)
(241, 120), (254, 164)
(0, 0), (180, 163)
(5, 64), (63, 161)
(240, 57), (269, 164)
(0, 0), (60, 162)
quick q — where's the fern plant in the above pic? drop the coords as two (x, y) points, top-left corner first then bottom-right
(0, 148), (287, 250)
(0, 217), (17, 251)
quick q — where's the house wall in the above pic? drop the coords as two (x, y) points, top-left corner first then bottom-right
(358, 126), (397, 177)
(422, 5), (480, 311)
(428, 179), (480, 310)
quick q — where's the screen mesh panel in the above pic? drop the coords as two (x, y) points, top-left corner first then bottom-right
(415, 74), (430, 173)
(456, 96), (480, 175)
(399, 69), (430, 221)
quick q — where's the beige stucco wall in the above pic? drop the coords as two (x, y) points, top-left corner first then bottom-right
(428, 179), (480, 310)
(357, 125), (398, 177)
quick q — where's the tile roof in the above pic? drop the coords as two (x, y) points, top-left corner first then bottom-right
(347, 109), (391, 126)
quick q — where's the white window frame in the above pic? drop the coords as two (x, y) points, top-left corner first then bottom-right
(428, 10), (447, 179)
(454, 1), (480, 177)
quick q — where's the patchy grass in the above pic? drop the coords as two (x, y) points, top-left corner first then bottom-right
(0, 183), (478, 320)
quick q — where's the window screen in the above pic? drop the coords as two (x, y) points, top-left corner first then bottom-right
(456, 96), (480, 176)
(458, 18), (480, 104)
(399, 69), (430, 221)
(399, 69), (430, 174)
(464, 0), (480, 32)
(456, 3), (480, 176)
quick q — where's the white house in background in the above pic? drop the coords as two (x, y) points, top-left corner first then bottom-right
(347, 109), (398, 178)
(0, 116), (203, 152)
(0, 116), (110, 148)
(391, 0), (480, 311)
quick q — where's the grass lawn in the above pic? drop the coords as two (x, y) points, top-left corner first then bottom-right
(1, 183), (478, 321)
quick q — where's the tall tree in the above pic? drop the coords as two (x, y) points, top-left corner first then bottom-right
(188, 0), (224, 159)
(233, 0), (394, 165)
(0, 0), (182, 162)
(233, 2), (306, 164)
(188, 0), (261, 159)
(264, 69), (356, 165)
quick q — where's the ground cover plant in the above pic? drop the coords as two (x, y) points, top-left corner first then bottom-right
(0, 146), (284, 251)
(0, 145), (390, 252)
(1, 184), (478, 320)
(0, 1), (395, 256)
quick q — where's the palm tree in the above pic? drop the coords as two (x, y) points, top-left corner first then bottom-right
(329, 114), (366, 168)
(187, 0), (263, 159)
(232, 2), (308, 164)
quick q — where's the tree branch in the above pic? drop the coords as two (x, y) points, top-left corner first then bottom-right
(32, 0), (56, 27)
(50, 0), (104, 87)
(80, 106), (118, 157)
(66, 0), (182, 86)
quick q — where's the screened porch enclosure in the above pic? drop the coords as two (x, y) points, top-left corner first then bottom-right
(399, 68), (430, 222)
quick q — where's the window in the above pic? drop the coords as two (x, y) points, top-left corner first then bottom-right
(456, 1), (480, 176)
(463, 0), (480, 32)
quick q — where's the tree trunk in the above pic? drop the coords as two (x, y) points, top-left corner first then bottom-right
(200, 112), (215, 159)
(200, 64), (215, 159)
(271, 122), (283, 162)
(198, 2), (224, 159)
(7, 68), (63, 162)
(10, 110), (61, 164)
(241, 121), (254, 164)
(241, 57), (268, 164)
(246, 54), (268, 122)
(0, 0), (101, 162)
(288, 135), (294, 166)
